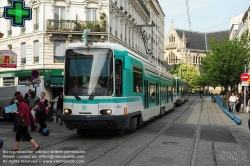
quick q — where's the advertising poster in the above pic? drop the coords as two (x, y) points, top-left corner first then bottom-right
(0, 50), (17, 68)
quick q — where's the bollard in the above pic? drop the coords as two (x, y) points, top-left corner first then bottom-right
(216, 96), (242, 125)
(233, 117), (242, 125)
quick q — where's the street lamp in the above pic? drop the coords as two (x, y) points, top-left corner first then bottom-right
(243, 59), (247, 113)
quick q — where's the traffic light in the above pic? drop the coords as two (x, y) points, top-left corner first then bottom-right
(4, 0), (32, 27)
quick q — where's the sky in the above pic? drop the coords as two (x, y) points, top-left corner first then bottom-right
(158, 0), (250, 35)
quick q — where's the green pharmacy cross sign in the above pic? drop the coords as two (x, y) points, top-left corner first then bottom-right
(4, 0), (32, 27)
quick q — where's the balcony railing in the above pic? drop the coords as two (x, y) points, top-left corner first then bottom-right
(137, 0), (150, 18)
(34, 23), (39, 30)
(46, 19), (106, 32)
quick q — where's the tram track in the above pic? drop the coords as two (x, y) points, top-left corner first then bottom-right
(49, 97), (197, 166)
(118, 97), (198, 166)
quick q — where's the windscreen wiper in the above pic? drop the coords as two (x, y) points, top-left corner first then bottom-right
(88, 69), (104, 100)
(69, 89), (81, 100)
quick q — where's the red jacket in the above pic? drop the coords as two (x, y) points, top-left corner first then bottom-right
(18, 102), (36, 126)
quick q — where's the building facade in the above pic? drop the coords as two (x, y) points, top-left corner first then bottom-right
(0, 0), (165, 100)
(229, 7), (250, 40)
(229, 7), (250, 92)
(164, 24), (229, 72)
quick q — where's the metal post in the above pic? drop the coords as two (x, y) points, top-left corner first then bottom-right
(244, 59), (247, 113)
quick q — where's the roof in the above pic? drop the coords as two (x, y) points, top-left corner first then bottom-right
(175, 29), (229, 50)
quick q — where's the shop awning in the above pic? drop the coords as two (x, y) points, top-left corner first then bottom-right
(45, 76), (64, 88)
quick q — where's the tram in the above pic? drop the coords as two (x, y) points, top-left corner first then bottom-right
(174, 77), (189, 106)
(62, 42), (179, 132)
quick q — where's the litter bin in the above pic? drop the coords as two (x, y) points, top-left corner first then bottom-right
(46, 102), (55, 122)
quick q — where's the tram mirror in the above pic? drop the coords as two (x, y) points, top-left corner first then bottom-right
(124, 56), (131, 70)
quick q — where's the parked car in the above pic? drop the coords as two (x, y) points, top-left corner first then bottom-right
(0, 85), (43, 120)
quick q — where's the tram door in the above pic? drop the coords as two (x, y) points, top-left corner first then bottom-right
(115, 60), (122, 97)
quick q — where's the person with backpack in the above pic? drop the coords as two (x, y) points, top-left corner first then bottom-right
(10, 92), (21, 132)
(26, 90), (38, 132)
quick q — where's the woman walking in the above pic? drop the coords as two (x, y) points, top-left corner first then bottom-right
(35, 92), (51, 133)
(57, 92), (64, 125)
(11, 94), (39, 152)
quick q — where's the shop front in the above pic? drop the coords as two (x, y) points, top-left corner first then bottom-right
(0, 69), (64, 100)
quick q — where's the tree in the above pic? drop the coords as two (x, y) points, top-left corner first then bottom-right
(201, 30), (250, 91)
(174, 63), (200, 91)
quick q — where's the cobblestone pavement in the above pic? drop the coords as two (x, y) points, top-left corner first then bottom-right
(0, 96), (249, 166)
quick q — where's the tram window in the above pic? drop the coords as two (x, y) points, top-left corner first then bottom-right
(115, 60), (122, 97)
(149, 82), (156, 102)
(133, 66), (143, 92)
(168, 86), (173, 102)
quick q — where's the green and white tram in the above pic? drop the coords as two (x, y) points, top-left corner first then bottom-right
(174, 77), (189, 106)
(62, 42), (176, 132)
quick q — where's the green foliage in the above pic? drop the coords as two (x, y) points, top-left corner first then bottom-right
(172, 63), (200, 91)
(201, 30), (250, 90)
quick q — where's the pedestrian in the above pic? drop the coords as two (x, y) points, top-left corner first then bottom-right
(10, 92), (21, 132)
(35, 92), (51, 133)
(26, 90), (38, 131)
(24, 89), (32, 103)
(224, 90), (230, 109)
(57, 92), (64, 125)
(228, 92), (237, 113)
(11, 94), (39, 152)
(199, 90), (202, 98)
(235, 94), (241, 113)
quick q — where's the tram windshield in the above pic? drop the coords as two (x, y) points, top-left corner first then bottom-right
(64, 48), (113, 97)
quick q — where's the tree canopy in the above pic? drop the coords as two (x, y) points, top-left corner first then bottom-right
(200, 30), (250, 91)
(171, 62), (200, 91)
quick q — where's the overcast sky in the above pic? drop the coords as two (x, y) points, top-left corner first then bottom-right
(158, 0), (249, 35)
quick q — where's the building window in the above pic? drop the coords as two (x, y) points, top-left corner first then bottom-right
(54, 7), (65, 20)
(7, 44), (12, 50)
(8, 20), (12, 36)
(86, 9), (96, 21)
(133, 66), (143, 92)
(33, 8), (39, 30)
(19, 77), (31, 85)
(21, 43), (26, 64)
(33, 41), (39, 63)
(54, 41), (66, 63)
(3, 77), (15, 86)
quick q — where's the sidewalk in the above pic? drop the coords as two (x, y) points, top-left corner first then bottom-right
(205, 97), (250, 166)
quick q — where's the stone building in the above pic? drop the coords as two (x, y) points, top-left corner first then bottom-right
(164, 23), (228, 73)
(0, 0), (165, 100)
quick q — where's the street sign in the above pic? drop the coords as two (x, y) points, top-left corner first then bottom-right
(4, 0), (32, 27)
(0, 50), (17, 68)
(31, 70), (40, 79)
(240, 73), (249, 81)
(242, 81), (249, 86)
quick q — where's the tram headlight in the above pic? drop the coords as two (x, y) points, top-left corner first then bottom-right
(64, 109), (72, 115)
(100, 109), (112, 115)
